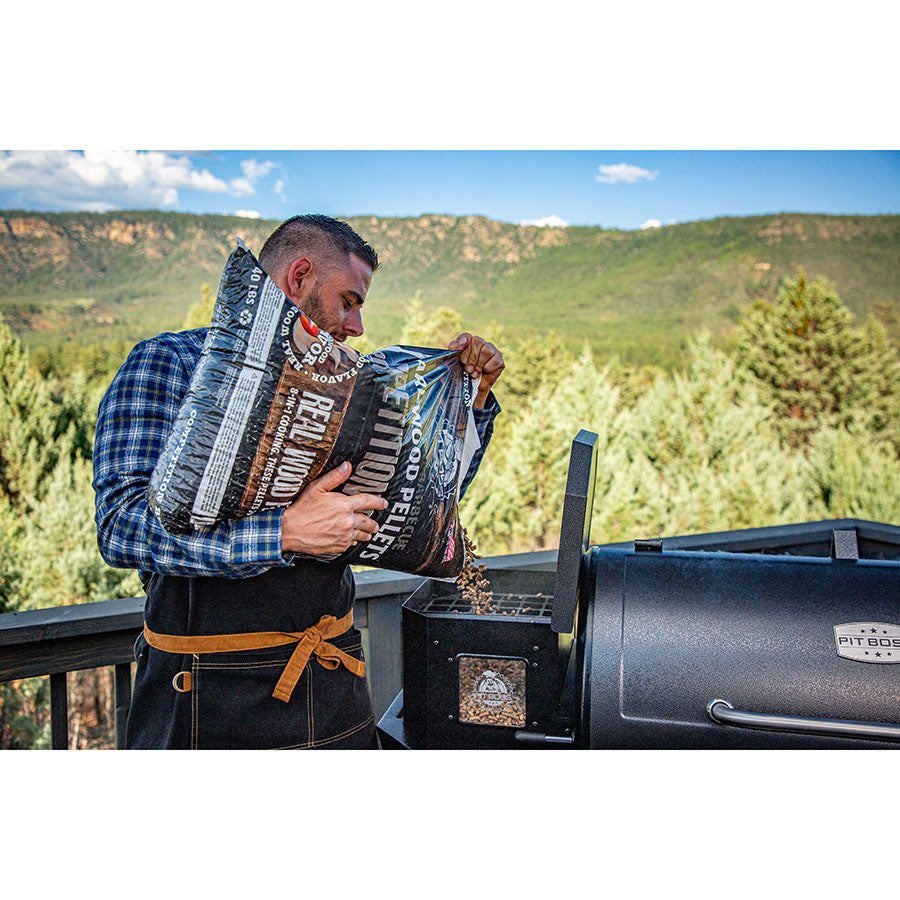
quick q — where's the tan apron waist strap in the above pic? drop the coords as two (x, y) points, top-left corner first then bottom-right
(142, 611), (363, 703)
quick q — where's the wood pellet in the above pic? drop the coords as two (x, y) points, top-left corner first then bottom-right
(454, 531), (542, 617)
(457, 529), (500, 614)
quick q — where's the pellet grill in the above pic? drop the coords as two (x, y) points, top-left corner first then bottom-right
(377, 430), (900, 749)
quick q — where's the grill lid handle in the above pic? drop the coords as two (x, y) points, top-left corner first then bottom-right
(707, 699), (900, 743)
(551, 429), (599, 634)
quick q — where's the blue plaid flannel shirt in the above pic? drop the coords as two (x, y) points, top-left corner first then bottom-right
(93, 328), (500, 580)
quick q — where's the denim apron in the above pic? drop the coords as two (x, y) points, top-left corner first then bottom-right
(126, 560), (376, 749)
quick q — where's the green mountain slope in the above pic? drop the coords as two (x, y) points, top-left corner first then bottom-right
(1, 210), (897, 367)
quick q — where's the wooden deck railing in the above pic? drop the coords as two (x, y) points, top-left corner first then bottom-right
(0, 550), (556, 749)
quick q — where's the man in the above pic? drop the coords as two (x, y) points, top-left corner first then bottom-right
(93, 214), (504, 749)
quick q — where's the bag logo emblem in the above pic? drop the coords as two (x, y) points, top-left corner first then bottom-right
(834, 623), (900, 663)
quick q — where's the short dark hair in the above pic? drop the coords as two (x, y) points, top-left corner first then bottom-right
(259, 214), (379, 281)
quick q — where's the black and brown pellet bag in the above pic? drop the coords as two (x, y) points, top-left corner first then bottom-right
(148, 240), (480, 578)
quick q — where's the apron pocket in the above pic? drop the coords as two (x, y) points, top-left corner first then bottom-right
(289, 627), (374, 750)
(191, 630), (373, 750)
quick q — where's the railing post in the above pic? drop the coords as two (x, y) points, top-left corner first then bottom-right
(366, 593), (406, 721)
(50, 672), (68, 750)
(114, 663), (132, 750)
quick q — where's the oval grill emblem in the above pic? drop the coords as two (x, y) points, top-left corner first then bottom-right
(834, 623), (900, 663)
(472, 670), (514, 708)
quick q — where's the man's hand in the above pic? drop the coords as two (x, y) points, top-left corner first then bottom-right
(447, 333), (505, 409)
(282, 462), (388, 555)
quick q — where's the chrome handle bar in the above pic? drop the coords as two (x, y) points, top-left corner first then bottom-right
(706, 699), (900, 743)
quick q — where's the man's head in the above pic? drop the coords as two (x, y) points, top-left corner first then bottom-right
(259, 214), (379, 342)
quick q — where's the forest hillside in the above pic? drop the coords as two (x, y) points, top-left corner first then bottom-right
(2, 210), (897, 369)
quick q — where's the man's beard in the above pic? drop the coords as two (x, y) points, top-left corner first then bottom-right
(301, 286), (344, 342)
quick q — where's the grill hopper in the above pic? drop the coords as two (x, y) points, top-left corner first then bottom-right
(401, 568), (567, 748)
(395, 430), (597, 749)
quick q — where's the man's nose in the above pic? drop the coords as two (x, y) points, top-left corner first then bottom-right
(344, 308), (363, 338)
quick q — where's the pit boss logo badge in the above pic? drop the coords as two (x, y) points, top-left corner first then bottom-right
(834, 623), (900, 663)
(472, 670), (514, 709)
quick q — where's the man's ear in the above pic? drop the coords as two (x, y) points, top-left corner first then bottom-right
(285, 257), (314, 302)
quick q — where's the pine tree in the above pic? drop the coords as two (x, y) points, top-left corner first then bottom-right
(460, 346), (626, 552)
(0, 502), (23, 616)
(620, 334), (815, 537)
(0, 315), (141, 612)
(182, 282), (216, 330)
(495, 331), (574, 407)
(0, 318), (74, 511)
(736, 270), (899, 448)
(805, 426), (900, 522)
(400, 297), (463, 348)
(461, 334), (831, 554)
(18, 432), (140, 612)
(849, 316), (900, 451)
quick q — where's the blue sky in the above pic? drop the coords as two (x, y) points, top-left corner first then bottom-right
(1, 150), (898, 231)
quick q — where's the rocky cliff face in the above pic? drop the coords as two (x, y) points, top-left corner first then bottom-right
(0, 212), (276, 291)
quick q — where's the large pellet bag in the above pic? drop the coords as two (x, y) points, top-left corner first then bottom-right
(148, 240), (480, 578)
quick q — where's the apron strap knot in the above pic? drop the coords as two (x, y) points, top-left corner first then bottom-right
(143, 611), (364, 705)
(272, 618), (329, 702)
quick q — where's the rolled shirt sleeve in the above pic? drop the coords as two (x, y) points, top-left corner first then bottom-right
(459, 392), (501, 500)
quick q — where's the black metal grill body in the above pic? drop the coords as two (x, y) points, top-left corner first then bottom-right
(380, 429), (900, 750)
(579, 546), (900, 749)
(401, 569), (574, 748)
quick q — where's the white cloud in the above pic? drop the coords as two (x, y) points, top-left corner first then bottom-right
(274, 179), (286, 203)
(234, 209), (261, 219)
(595, 163), (659, 184)
(519, 214), (569, 228)
(224, 159), (278, 198)
(640, 218), (662, 229)
(0, 150), (259, 211)
(241, 159), (276, 181)
(80, 200), (118, 213)
(227, 178), (255, 197)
